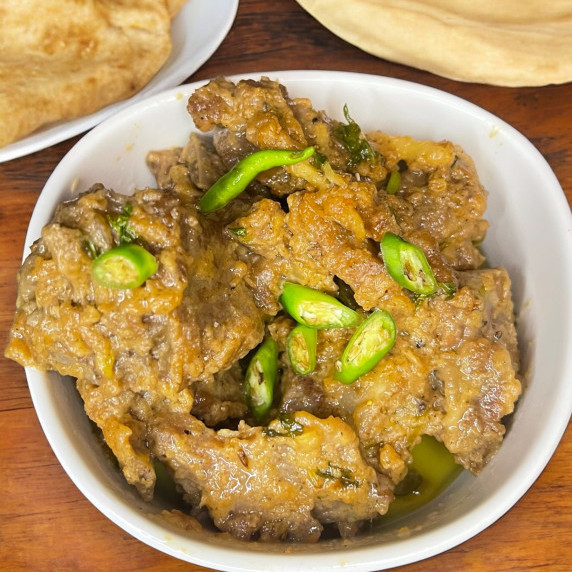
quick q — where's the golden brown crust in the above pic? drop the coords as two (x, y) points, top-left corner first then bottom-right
(0, 0), (183, 148)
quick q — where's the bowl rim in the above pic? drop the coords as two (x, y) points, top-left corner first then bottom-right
(23, 70), (572, 572)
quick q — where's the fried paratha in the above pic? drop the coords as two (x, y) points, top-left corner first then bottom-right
(0, 0), (187, 148)
(296, 0), (572, 86)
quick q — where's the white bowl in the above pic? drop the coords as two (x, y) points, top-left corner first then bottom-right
(23, 71), (572, 571)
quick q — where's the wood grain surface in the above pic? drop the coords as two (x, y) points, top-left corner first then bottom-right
(1, 1), (570, 570)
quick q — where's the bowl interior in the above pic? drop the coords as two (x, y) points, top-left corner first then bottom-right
(24, 71), (572, 572)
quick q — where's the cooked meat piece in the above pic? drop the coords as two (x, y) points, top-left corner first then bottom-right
(435, 338), (520, 471)
(188, 77), (488, 270)
(76, 379), (162, 500)
(232, 177), (404, 311)
(188, 76), (307, 150)
(283, 178), (403, 311)
(146, 132), (228, 197)
(457, 268), (519, 368)
(312, 268), (520, 475)
(289, 96), (388, 182)
(231, 198), (336, 296)
(289, 97), (352, 172)
(6, 184), (265, 498)
(179, 132), (226, 190)
(149, 411), (393, 542)
(146, 147), (184, 190)
(191, 362), (247, 427)
(368, 132), (489, 269)
(188, 76), (388, 198)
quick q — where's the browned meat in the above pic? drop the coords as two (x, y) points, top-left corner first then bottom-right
(188, 76), (307, 150)
(187, 76), (389, 197)
(188, 77), (488, 270)
(368, 132), (489, 269)
(5, 76), (520, 543)
(6, 184), (265, 499)
(231, 198), (337, 296)
(149, 411), (392, 541)
(190, 363), (247, 427)
(318, 268), (520, 475)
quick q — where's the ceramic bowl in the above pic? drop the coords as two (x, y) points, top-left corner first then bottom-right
(23, 71), (572, 571)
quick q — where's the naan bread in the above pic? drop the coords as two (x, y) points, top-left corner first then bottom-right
(296, 0), (572, 86)
(0, 0), (187, 148)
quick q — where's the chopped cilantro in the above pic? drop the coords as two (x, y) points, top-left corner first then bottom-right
(107, 203), (137, 244)
(336, 104), (378, 169)
(315, 462), (360, 488)
(228, 226), (247, 238)
(263, 413), (304, 438)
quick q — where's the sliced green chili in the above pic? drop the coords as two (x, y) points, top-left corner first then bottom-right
(199, 146), (315, 213)
(280, 282), (361, 329)
(334, 309), (396, 384)
(380, 232), (438, 296)
(92, 244), (157, 289)
(287, 324), (317, 376)
(244, 337), (278, 420)
(385, 170), (401, 194)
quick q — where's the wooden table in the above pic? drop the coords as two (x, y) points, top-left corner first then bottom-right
(1, 1), (570, 570)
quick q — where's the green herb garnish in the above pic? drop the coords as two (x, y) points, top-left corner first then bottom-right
(336, 104), (378, 169)
(263, 413), (305, 438)
(315, 462), (360, 488)
(107, 203), (137, 244)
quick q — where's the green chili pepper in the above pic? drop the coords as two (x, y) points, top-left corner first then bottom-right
(287, 324), (317, 376)
(334, 309), (396, 384)
(199, 146), (315, 213)
(280, 282), (361, 329)
(244, 337), (278, 420)
(92, 244), (157, 289)
(380, 232), (438, 296)
(385, 170), (401, 194)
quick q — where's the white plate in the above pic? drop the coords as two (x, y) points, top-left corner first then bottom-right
(23, 71), (572, 571)
(0, 0), (238, 163)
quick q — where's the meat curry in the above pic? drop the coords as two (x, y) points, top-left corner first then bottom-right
(6, 77), (521, 542)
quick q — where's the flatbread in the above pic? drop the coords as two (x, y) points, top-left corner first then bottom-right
(0, 0), (187, 148)
(296, 0), (572, 86)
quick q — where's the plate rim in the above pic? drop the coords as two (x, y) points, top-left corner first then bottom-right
(0, 0), (239, 163)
